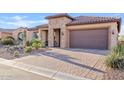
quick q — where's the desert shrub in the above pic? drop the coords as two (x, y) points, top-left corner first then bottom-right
(118, 35), (124, 41)
(6, 45), (21, 54)
(31, 39), (43, 50)
(106, 52), (124, 69)
(1, 36), (15, 45)
(5, 36), (15, 40)
(112, 43), (124, 55)
(106, 43), (124, 69)
(24, 46), (32, 53)
(13, 46), (19, 50)
(6, 46), (15, 54)
(13, 50), (20, 57)
(25, 41), (31, 47)
(0, 38), (2, 44)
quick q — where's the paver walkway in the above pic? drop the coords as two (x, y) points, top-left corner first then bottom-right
(13, 48), (108, 80)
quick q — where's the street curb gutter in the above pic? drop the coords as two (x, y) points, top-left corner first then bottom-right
(0, 58), (88, 80)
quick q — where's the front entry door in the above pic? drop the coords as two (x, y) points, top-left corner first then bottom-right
(54, 29), (60, 47)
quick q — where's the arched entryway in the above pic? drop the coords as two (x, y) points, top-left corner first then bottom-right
(17, 31), (26, 45)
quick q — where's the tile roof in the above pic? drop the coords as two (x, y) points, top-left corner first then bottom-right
(0, 28), (16, 32)
(36, 24), (48, 28)
(0, 32), (12, 34)
(67, 16), (121, 32)
(27, 24), (48, 31)
(27, 27), (38, 31)
(45, 13), (73, 20)
(67, 16), (121, 26)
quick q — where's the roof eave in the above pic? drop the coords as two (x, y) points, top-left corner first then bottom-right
(45, 14), (74, 20)
(67, 20), (121, 33)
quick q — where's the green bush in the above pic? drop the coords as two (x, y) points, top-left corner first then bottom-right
(118, 35), (124, 41)
(13, 50), (20, 57)
(106, 43), (124, 69)
(112, 43), (124, 55)
(24, 46), (32, 53)
(31, 39), (43, 50)
(1, 36), (15, 45)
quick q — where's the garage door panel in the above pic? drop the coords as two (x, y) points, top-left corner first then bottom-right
(70, 29), (108, 49)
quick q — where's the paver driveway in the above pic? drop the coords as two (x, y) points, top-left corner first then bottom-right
(13, 48), (109, 80)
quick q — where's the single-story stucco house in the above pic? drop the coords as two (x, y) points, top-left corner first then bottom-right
(0, 13), (121, 50)
(38, 13), (121, 50)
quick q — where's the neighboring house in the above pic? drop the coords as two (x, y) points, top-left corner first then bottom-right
(12, 27), (39, 45)
(0, 13), (121, 50)
(0, 28), (14, 38)
(0, 32), (12, 38)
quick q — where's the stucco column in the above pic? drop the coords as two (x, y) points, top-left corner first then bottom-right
(61, 27), (67, 48)
(108, 23), (118, 49)
(48, 28), (54, 47)
(38, 29), (42, 40)
(66, 29), (70, 48)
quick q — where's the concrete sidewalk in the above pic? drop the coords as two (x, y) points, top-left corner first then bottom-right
(0, 58), (52, 80)
(0, 58), (86, 80)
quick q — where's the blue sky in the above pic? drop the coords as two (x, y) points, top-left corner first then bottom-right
(0, 13), (123, 35)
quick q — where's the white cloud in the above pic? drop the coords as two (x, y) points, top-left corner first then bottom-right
(0, 15), (27, 20)
(12, 16), (27, 21)
(113, 14), (121, 16)
(6, 21), (28, 27)
(26, 20), (47, 24)
(0, 15), (48, 28)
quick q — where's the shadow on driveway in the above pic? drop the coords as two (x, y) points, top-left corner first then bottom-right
(58, 48), (109, 56)
(36, 51), (106, 74)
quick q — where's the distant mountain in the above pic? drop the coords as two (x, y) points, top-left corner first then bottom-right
(0, 28), (16, 32)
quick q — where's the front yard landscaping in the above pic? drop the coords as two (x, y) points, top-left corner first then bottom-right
(1, 36), (124, 80)
(0, 46), (51, 60)
(0, 36), (51, 60)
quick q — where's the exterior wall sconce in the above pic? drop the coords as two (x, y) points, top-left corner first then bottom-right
(61, 32), (64, 36)
(112, 31), (114, 35)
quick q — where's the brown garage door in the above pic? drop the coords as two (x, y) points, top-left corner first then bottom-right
(70, 28), (108, 49)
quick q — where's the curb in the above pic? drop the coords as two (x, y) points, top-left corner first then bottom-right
(0, 58), (87, 80)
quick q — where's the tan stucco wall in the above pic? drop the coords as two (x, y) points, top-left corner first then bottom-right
(47, 17), (72, 48)
(67, 22), (119, 49)
(26, 31), (33, 41)
(41, 30), (47, 43)
(38, 28), (48, 44)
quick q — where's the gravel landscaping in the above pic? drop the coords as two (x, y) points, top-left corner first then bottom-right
(0, 45), (51, 60)
(103, 69), (124, 80)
